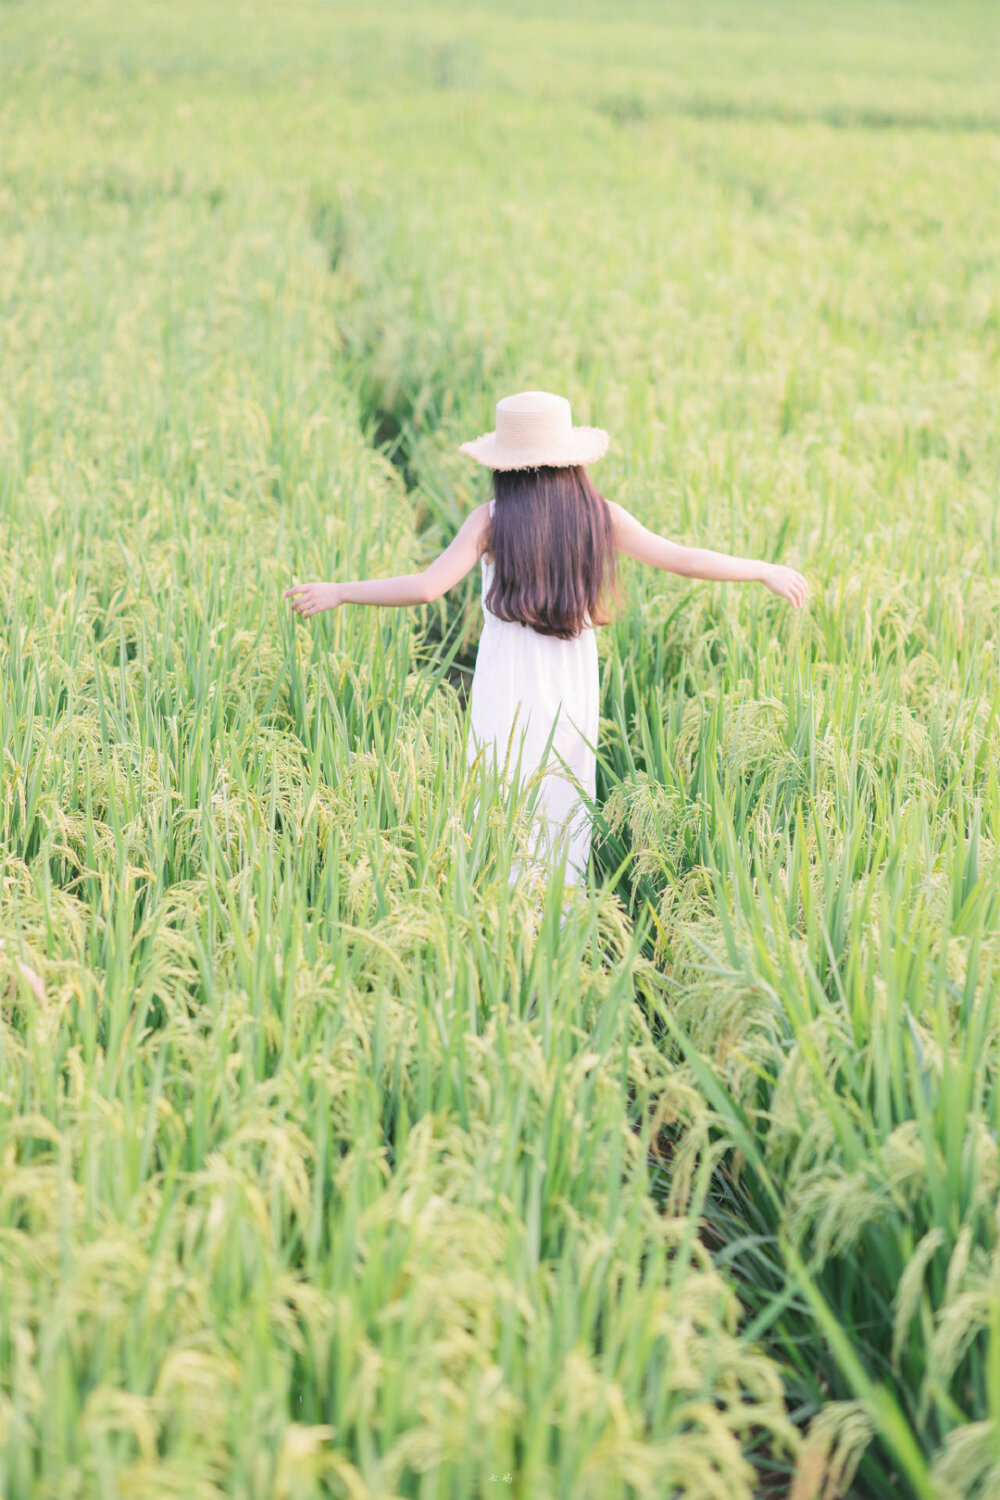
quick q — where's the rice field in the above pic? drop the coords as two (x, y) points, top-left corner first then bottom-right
(2, 3), (1000, 1497)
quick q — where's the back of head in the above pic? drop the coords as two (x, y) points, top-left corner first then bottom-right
(484, 465), (618, 640)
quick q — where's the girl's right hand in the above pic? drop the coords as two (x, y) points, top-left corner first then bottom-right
(283, 581), (343, 618)
(760, 563), (809, 609)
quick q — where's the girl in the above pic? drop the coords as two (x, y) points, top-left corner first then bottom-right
(285, 390), (809, 886)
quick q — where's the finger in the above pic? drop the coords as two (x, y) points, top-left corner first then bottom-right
(284, 585), (308, 598)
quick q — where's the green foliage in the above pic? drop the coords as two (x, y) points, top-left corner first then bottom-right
(2, 2), (999, 1496)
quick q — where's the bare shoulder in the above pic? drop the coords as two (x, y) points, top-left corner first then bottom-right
(448, 501), (491, 537)
(603, 498), (640, 543)
(457, 501), (491, 526)
(462, 500), (493, 558)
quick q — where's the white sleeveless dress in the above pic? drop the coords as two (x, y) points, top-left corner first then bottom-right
(466, 498), (599, 885)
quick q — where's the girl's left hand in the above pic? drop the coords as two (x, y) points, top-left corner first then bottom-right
(283, 581), (342, 618)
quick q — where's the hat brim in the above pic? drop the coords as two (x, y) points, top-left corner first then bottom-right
(458, 426), (609, 471)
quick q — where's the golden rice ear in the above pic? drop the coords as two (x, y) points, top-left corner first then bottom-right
(789, 1401), (875, 1500)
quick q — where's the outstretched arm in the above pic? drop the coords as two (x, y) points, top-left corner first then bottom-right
(285, 503), (492, 618)
(608, 501), (809, 608)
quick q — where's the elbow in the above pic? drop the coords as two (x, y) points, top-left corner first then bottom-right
(417, 573), (438, 605)
(667, 547), (694, 578)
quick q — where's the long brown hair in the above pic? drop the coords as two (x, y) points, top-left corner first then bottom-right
(480, 465), (618, 640)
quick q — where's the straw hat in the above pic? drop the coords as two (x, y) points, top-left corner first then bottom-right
(458, 390), (609, 471)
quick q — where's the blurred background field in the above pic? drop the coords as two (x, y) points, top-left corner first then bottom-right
(2, 3), (999, 1497)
